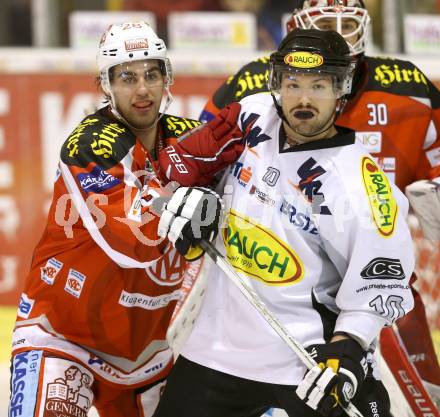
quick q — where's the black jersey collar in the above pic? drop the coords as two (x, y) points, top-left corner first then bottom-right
(279, 125), (356, 153)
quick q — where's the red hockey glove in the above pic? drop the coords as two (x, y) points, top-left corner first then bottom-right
(296, 339), (368, 417)
(158, 103), (244, 186)
(157, 186), (224, 261)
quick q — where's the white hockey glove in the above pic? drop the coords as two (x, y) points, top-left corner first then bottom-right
(158, 187), (224, 261)
(405, 179), (440, 242)
(296, 339), (368, 417)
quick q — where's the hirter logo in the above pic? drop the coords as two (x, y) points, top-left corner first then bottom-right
(360, 257), (405, 280)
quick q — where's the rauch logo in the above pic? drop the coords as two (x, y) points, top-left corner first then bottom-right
(222, 210), (304, 285)
(361, 156), (398, 237)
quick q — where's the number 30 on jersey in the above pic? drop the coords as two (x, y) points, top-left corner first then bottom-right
(367, 103), (388, 126)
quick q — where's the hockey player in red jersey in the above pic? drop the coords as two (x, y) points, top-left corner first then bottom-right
(154, 28), (415, 417)
(200, 0), (440, 407)
(8, 21), (222, 417)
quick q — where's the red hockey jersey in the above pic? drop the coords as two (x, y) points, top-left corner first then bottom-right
(12, 107), (202, 386)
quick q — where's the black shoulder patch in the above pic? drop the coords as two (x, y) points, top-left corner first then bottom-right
(365, 56), (431, 98)
(162, 115), (202, 138)
(210, 57), (270, 109)
(256, 56), (271, 64)
(60, 109), (136, 169)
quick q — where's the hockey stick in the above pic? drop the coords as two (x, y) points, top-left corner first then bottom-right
(378, 326), (440, 417)
(198, 240), (364, 417)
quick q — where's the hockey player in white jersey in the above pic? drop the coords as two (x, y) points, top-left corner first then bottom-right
(154, 28), (415, 417)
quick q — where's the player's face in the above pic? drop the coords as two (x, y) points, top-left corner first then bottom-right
(280, 72), (337, 139)
(110, 59), (165, 129)
(312, 17), (359, 47)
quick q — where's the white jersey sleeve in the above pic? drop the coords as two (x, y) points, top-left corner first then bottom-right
(318, 151), (415, 348)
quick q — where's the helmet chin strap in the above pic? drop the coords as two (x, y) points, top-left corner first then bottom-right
(271, 93), (345, 142)
(108, 86), (174, 133)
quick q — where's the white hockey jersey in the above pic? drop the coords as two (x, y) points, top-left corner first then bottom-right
(172, 93), (415, 385)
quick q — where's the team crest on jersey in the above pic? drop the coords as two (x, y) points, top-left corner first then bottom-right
(295, 158), (331, 215)
(41, 257), (63, 285)
(145, 245), (185, 286)
(222, 210), (304, 285)
(361, 156), (398, 237)
(240, 112), (271, 148)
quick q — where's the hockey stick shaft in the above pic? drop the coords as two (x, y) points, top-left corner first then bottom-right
(199, 240), (364, 417)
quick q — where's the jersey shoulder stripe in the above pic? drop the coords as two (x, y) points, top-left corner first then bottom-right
(61, 107), (135, 169)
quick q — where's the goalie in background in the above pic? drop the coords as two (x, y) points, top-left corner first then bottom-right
(200, 0), (440, 407)
(155, 28), (415, 417)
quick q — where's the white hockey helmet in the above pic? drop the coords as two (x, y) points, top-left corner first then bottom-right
(287, 0), (370, 56)
(97, 21), (173, 96)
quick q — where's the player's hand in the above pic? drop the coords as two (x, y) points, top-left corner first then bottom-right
(158, 187), (224, 261)
(296, 339), (368, 416)
(158, 103), (243, 186)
